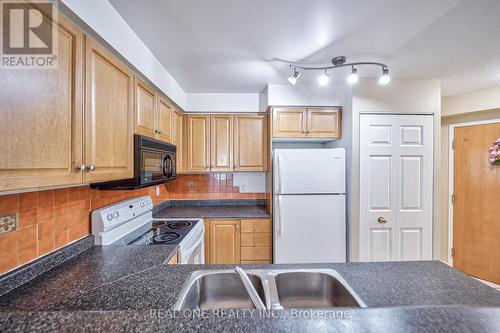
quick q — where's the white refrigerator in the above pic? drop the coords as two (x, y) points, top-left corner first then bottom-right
(273, 148), (346, 264)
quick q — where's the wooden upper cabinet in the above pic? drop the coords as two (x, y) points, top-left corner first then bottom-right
(186, 114), (210, 172)
(171, 108), (185, 173)
(307, 108), (341, 138)
(209, 219), (241, 264)
(0, 14), (84, 192)
(272, 107), (341, 139)
(234, 115), (268, 171)
(85, 37), (134, 183)
(135, 79), (156, 138)
(156, 97), (172, 142)
(210, 115), (233, 172)
(272, 108), (307, 138)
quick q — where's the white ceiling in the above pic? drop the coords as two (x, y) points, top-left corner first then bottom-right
(109, 0), (500, 96)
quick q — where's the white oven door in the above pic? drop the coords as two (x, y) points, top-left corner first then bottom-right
(178, 233), (205, 264)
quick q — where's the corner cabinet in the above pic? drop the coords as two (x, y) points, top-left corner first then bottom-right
(84, 37), (134, 183)
(0, 14), (84, 192)
(171, 108), (185, 173)
(272, 107), (341, 139)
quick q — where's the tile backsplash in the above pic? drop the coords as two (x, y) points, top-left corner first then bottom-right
(0, 173), (266, 275)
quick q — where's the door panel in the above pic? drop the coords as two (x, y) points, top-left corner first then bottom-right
(209, 220), (241, 264)
(85, 38), (134, 182)
(135, 79), (156, 138)
(272, 108), (307, 138)
(453, 122), (500, 283)
(0, 14), (84, 191)
(307, 108), (341, 138)
(360, 114), (433, 262)
(274, 195), (346, 264)
(156, 97), (172, 142)
(210, 115), (233, 171)
(234, 115), (267, 171)
(186, 115), (210, 173)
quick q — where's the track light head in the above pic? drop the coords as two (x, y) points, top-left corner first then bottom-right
(318, 70), (330, 86)
(288, 68), (300, 85)
(379, 68), (390, 85)
(347, 67), (358, 84)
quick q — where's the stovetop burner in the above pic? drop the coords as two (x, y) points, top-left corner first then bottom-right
(166, 221), (193, 230)
(151, 232), (181, 244)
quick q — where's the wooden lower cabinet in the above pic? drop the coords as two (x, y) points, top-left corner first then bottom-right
(205, 218), (272, 264)
(167, 254), (178, 265)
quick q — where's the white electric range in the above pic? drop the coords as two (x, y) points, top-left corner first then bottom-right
(91, 196), (204, 264)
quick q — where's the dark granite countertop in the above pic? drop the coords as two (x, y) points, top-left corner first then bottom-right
(1, 243), (499, 332)
(153, 199), (271, 219)
(1, 306), (500, 333)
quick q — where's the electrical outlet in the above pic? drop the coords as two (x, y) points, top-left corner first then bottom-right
(0, 213), (17, 234)
(155, 186), (160, 197)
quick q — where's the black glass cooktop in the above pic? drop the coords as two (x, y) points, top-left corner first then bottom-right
(112, 219), (199, 245)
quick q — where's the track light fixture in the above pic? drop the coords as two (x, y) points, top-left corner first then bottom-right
(285, 56), (390, 86)
(288, 68), (300, 85)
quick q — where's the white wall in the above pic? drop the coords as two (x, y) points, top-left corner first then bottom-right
(349, 79), (441, 261)
(186, 93), (262, 112)
(267, 84), (345, 106)
(60, 0), (187, 109)
(442, 86), (500, 116)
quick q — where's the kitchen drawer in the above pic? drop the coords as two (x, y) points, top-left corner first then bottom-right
(241, 260), (271, 264)
(241, 219), (272, 233)
(241, 246), (272, 261)
(241, 233), (271, 247)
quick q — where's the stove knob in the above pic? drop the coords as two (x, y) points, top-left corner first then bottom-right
(113, 211), (119, 218)
(106, 213), (113, 221)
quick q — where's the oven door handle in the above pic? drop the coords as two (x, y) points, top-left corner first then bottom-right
(180, 233), (204, 259)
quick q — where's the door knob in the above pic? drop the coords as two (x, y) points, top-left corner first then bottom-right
(377, 216), (387, 224)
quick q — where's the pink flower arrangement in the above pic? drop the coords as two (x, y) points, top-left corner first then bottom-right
(489, 138), (500, 165)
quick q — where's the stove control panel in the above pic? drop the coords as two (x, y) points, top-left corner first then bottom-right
(91, 196), (153, 237)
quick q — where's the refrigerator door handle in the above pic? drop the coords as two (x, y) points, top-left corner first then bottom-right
(276, 196), (283, 236)
(275, 154), (281, 194)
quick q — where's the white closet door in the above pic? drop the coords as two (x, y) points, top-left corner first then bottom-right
(359, 114), (433, 262)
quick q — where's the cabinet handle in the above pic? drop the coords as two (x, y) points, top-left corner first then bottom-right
(89, 165), (96, 171)
(78, 165), (87, 172)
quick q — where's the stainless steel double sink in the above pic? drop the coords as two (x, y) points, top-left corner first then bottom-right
(173, 269), (366, 310)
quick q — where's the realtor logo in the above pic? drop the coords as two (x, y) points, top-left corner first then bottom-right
(1, 0), (58, 69)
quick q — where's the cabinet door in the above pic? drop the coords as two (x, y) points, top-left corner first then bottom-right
(272, 108), (307, 138)
(210, 115), (233, 172)
(234, 115), (267, 171)
(156, 97), (172, 142)
(0, 14), (84, 192)
(135, 78), (156, 138)
(85, 37), (134, 182)
(171, 109), (185, 173)
(307, 108), (341, 138)
(209, 220), (241, 264)
(186, 114), (210, 173)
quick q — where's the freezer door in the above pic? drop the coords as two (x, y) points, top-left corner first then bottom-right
(274, 194), (346, 263)
(274, 149), (345, 194)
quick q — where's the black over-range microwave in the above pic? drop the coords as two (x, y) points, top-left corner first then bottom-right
(91, 135), (176, 190)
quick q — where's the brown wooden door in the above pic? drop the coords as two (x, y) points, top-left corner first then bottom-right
(186, 114), (210, 173)
(453, 122), (500, 283)
(307, 108), (341, 138)
(85, 37), (134, 182)
(234, 115), (268, 171)
(209, 219), (241, 264)
(272, 108), (307, 138)
(156, 97), (172, 143)
(171, 109), (185, 173)
(210, 115), (233, 172)
(0, 14), (84, 192)
(135, 78), (156, 138)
